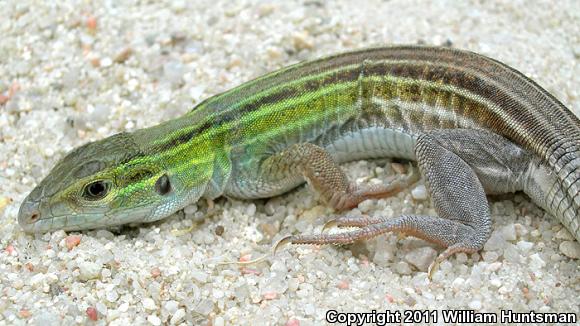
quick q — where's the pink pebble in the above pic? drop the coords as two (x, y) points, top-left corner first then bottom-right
(65, 235), (82, 250)
(86, 307), (98, 321)
(286, 318), (300, 326)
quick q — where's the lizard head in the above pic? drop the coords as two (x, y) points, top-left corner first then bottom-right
(17, 132), (204, 233)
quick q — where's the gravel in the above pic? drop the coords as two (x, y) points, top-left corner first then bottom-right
(1, 0), (579, 325)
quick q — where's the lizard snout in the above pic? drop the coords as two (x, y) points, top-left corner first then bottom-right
(18, 197), (43, 233)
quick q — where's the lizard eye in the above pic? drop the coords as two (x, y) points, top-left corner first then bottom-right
(83, 180), (110, 200)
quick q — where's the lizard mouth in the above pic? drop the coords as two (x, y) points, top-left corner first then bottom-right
(18, 196), (93, 233)
(18, 212), (105, 234)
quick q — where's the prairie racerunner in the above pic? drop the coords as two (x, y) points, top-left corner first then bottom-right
(19, 46), (580, 273)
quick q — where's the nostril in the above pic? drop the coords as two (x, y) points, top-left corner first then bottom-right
(30, 212), (40, 223)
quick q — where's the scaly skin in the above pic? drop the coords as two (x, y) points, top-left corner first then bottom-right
(19, 46), (579, 258)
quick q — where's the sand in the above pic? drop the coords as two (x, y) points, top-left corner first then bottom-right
(1, 0), (579, 325)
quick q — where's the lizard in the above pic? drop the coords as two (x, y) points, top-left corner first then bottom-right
(18, 46), (580, 274)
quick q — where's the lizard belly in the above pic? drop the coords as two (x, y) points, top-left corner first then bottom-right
(324, 126), (418, 163)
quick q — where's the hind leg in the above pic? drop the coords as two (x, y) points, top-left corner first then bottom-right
(280, 129), (533, 277)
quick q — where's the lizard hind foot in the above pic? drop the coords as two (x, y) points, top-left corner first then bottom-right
(283, 214), (488, 280)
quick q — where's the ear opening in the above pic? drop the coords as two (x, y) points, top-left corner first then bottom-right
(155, 174), (171, 195)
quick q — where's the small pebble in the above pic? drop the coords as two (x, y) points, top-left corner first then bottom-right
(240, 267), (261, 276)
(468, 300), (482, 310)
(170, 309), (186, 324)
(147, 314), (161, 326)
(95, 230), (115, 240)
(337, 280), (349, 289)
(19, 309), (31, 319)
(86, 307), (98, 321)
(0, 94), (9, 105)
(12, 279), (24, 289)
(106, 290), (119, 303)
(530, 229), (541, 238)
(214, 316), (225, 326)
(114, 48), (133, 63)
(164, 300), (179, 314)
(456, 252), (468, 263)
(65, 235), (82, 250)
(529, 253), (546, 269)
(0, 197), (12, 211)
(263, 292), (278, 300)
(517, 241), (534, 253)
(555, 228), (574, 240)
(191, 269), (208, 283)
(184, 204), (198, 215)
(292, 32), (314, 50)
(118, 302), (129, 313)
(5, 244), (15, 255)
(101, 57), (113, 67)
(86, 16), (97, 31)
(143, 298), (157, 310)
(150, 267), (161, 278)
(486, 262), (502, 273)
(411, 185), (427, 200)
(451, 277), (465, 290)
(501, 224), (517, 241)
(394, 261), (412, 275)
(404, 247), (438, 272)
(215, 225), (225, 236)
(484, 231), (507, 251)
(304, 303), (316, 315)
(79, 262), (101, 281)
(286, 318), (300, 326)
(559, 241), (580, 259)
(391, 162), (407, 174)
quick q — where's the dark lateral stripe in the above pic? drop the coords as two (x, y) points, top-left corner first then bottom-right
(147, 46), (578, 164)
(149, 121), (213, 153)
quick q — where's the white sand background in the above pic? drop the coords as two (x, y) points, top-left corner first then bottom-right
(1, 0), (579, 325)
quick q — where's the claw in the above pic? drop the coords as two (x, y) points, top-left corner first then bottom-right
(427, 260), (439, 281)
(216, 235), (294, 266)
(216, 253), (270, 266)
(273, 235), (293, 255)
(322, 219), (338, 232)
(215, 234), (295, 267)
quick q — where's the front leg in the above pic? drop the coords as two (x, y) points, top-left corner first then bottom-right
(283, 129), (533, 276)
(263, 143), (419, 210)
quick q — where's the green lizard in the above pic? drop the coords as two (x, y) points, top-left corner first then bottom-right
(19, 46), (580, 273)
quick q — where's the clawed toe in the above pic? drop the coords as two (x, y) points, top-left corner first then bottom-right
(321, 219), (338, 232)
(272, 235), (293, 255)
